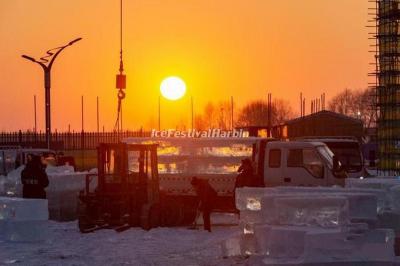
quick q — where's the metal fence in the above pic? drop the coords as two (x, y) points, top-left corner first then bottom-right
(0, 131), (151, 151)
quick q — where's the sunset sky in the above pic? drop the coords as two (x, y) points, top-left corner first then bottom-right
(0, 0), (371, 131)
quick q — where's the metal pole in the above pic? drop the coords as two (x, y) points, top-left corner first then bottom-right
(81, 95), (84, 132)
(97, 96), (99, 133)
(231, 96), (234, 130)
(191, 96), (194, 130)
(34, 95), (37, 132)
(158, 95), (161, 131)
(120, 102), (123, 132)
(300, 92), (303, 117)
(45, 70), (51, 149)
(21, 37), (82, 149)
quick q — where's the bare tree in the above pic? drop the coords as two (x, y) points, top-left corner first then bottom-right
(237, 99), (295, 127)
(237, 100), (269, 127)
(273, 99), (295, 125)
(328, 88), (354, 116)
(328, 88), (376, 127)
(194, 114), (207, 130)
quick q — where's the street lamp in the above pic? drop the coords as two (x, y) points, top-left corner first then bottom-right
(22, 37), (82, 149)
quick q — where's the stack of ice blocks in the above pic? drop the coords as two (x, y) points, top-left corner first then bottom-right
(229, 187), (395, 264)
(346, 177), (400, 253)
(0, 196), (49, 242)
(47, 171), (95, 221)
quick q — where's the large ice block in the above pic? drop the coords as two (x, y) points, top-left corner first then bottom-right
(389, 185), (400, 213)
(240, 210), (264, 225)
(254, 225), (307, 259)
(378, 211), (400, 232)
(4, 166), (24, 197)
(342, 193), (377, 222)
(47, 172), (91, 192)
(273, 196), (349, 228)
(0, 197), (48, 221)
(0, 220), (50, 242)
(275, 186), (382, 219)
(46, 172), (95, 221)
(253, 225), (394, 264)
(235, 187), (276, 211)
(0, 175), (5, 196)
(303, 228), (395, 263)
(221, 235), (242, 257)
(259, 195), (349, 228)
(346, 177), (400, 190)
(0, 197), (49, 242)
(46, 165), (75, 174)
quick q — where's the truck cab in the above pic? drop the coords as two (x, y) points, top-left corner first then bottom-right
(254, 140), (346, 187)
(294, 137), (364, 178)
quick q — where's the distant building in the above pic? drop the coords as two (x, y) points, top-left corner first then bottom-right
(272, 110), (363, 140)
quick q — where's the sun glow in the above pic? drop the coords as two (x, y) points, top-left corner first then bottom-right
(160, 76), (186, 100)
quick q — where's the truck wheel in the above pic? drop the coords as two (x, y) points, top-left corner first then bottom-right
(160, 198), (185, 226)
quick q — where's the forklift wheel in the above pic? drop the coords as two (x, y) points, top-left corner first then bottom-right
(77, 200), (95, 233)
(140, 204), (160, 231)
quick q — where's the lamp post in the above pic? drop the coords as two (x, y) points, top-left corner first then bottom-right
(22, 37), (82, 149)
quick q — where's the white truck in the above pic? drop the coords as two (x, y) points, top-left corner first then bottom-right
(123, 137), (345, 217)
(253, 139), (346, 187)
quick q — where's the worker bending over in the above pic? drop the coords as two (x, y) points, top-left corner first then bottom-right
(191, 176), (218, 232)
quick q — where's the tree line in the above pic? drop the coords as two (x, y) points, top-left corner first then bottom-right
(193, 88), (374, 130)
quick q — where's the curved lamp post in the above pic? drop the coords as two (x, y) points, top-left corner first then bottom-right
(22, 37), (82, 149)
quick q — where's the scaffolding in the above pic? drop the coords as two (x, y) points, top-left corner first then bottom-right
(370, 0), (400, 174)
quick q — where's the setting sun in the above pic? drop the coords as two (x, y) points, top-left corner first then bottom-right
(160, 76), (186, 101)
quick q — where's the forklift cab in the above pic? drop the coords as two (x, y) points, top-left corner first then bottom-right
(98, 143), (159, 200)
(79, 143), (160, 232)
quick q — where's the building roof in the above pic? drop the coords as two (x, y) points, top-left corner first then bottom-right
(285, 110), (363, 125)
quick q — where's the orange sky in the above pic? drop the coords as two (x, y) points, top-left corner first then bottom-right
(0, 0), (371, 131)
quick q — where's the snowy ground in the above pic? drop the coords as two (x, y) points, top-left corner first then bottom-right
(0, 221), (245, 266)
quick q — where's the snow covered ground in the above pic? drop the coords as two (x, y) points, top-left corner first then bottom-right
(0, 221), (243, 266)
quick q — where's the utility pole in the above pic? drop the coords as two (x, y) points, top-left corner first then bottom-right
(81, 95), (84, 132)
(96, 96), (100, 133)
(158, 95), (161, 131)
(33, 95), (37, 132)
(231, 96), (234, 130)
(191, 96), (194, 130)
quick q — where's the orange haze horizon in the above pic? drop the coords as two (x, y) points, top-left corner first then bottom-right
(0, 0), (371, 132)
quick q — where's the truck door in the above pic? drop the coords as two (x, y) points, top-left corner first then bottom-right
(263, 147), (283, 187)
(283, 148), (326, 186)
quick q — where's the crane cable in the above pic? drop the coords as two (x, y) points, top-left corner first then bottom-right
(114, 0), (125, 132)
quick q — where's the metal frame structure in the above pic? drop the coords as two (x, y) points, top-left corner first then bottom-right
(370, 0), (400, 174)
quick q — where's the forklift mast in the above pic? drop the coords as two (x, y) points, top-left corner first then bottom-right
(79, 143), (160, 232)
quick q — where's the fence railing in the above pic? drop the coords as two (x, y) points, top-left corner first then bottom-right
(0, 131), (151, 151)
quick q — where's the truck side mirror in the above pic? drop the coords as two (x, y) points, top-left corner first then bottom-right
(333, 155), (340, 172)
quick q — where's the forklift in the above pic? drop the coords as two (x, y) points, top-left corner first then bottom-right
(78, 143), (161, 233)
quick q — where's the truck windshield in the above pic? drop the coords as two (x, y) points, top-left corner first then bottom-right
(316, 145), (334, 169)
(325, 142), (362, 172)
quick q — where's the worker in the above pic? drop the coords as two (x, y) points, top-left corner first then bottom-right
(21, 155), (49, 199)
(190, 176), (218, 232)
(235, 158), (263, 188)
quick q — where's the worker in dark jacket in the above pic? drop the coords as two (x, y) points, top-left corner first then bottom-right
(191, 176), (218, 232)
(235, 158), (263, 188)
(21, 155), (49, 199)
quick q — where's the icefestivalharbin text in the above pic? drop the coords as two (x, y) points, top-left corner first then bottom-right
(151, 129), (245, 138)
